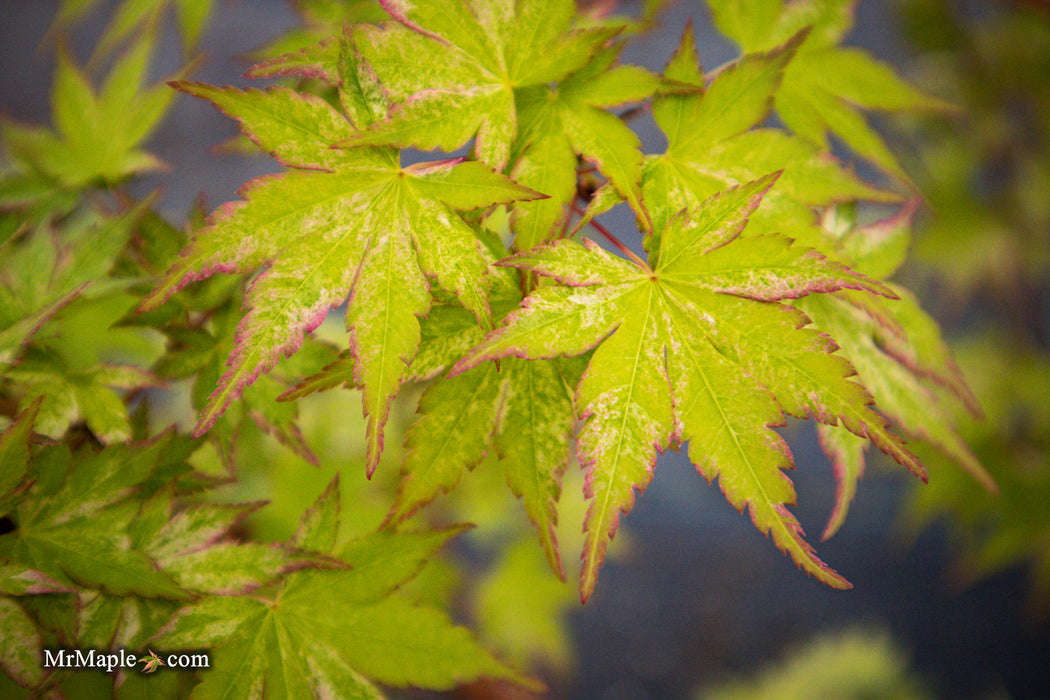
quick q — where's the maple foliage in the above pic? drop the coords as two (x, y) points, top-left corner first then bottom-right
(139, 81), (541, 473)
(153, 478), (536, 698)
(454, 174), (924, 599)
(0, 0), (999, 696)
(141, 0), (974, 600)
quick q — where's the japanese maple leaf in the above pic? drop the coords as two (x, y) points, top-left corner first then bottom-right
(455, 173), (925, 601)
(382, 237), (584, 577)
(389, 327), (585, 577)
(706, 0), (950, 179)
(0, 29), (177, 189)
(153, 478), (537, 697)
(138, 650), (164, 674)
(139, 83), (541, 473)
(778, 204), (988, 538)
(580, 26), (895, 256)
(282, 237), (584, 576)
(508, 46), (659, 250)
(343, 0), (621, 170)
(803, 287), (989, 538)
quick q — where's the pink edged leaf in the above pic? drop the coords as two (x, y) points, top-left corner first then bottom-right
(800, 293), (989, 491)
(244, 37), (341, 84)
(576, 283), (675, 602)
(817, 423), (869, 540)
(170, 81), (358, 170)
(386, 362), (503, 525)
(668, 233), (899, 302)
(142, 128), (537, 462)
(497, 238), (640, 287)
(496, 356), (582, 580)
(655, 171), (782, 269)
(451, 281), (638, 376)
(456, 174), (923, 599)
(661, 287), (850, 588)
(559, 101), (652, 233)
(840, 285), (982, 416)
(344, 0), (618, 171)
(694, 293), (926, 483)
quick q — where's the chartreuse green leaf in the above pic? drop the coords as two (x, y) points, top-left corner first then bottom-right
(0, 435), (192, 599)
(833, 199), (916, 280)
(508, 47), (659, 249)
(816, 422), (868, 540)
(0, 202), (145, 363)
(141, 85), (541, 475)
(339, 0), (658, 244)
(370, 233), (585, 575)
(343, 0), (619, 170)
(388, 353), (583, 577)
(173, 81), (366, 170)
(799, 287), (993, 524)
(580, 27), (894, 258)
(456, 174), (923, 601)
(707, 0), (950, 179)
(154, 480), (537, 697)
(801, 201), (988, 537)
(1, 26), (178, 188)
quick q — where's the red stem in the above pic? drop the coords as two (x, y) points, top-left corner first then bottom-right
(570, 202), (650, 271)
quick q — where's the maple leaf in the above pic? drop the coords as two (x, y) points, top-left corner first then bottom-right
(508, 46), (659, 249)
(0, 29), (178, 189)
(706, 0), (951, 179)
(579, 26), (895, 257)
(342, 2), (661, 249)
(0, 201), (146, 364)
(342, 0), (623, 171)
(347, 234), (584, 576)
(0, 401), (42, 524)
(0, 429), (193, 599)
(455, 174), (925, 601)
(791, 203), (989, 538)
(800, 285), (991, 537)
(140, 83), (542, 474)
(138, 649), (165, 674)
(390, 349), (584, 578)
(152, 478), (538, 697)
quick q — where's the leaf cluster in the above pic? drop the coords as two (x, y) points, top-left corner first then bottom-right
(136, 0), (984, 604)
(0, 0), (998, 697)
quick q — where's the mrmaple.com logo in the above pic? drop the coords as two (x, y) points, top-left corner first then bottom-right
(42, 648), (210, 674)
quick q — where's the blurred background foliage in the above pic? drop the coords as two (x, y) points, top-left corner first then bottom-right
(697, 626), (941, 700)
(892, 0), (1050, 617)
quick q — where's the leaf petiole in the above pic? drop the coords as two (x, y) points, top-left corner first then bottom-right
(571, 202), (650, 272)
